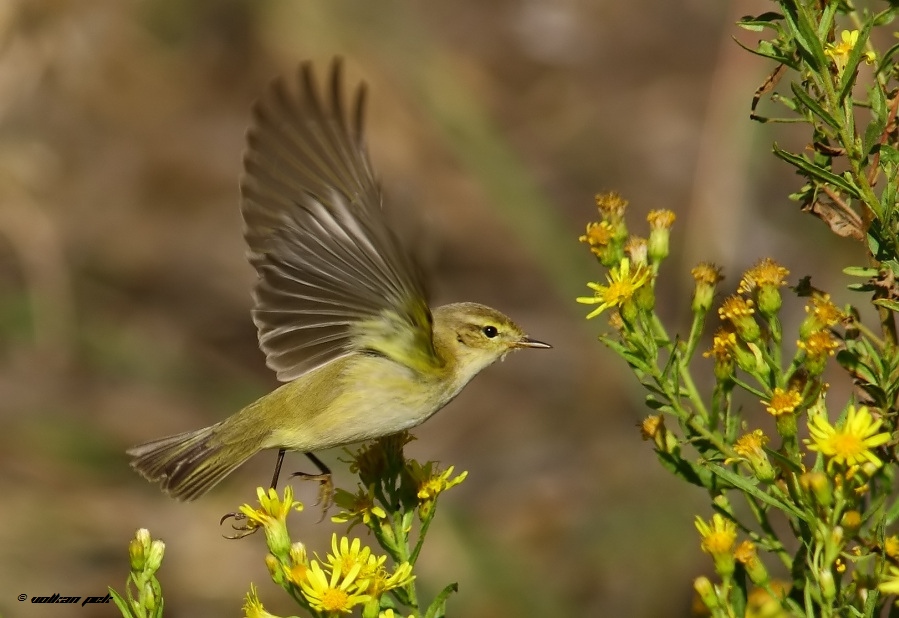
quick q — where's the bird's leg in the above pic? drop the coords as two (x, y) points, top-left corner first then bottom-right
(290, 452), (333, 522)
(220, 448), (287, 539)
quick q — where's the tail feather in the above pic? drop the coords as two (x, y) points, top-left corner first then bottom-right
(128, 424), (261, 501)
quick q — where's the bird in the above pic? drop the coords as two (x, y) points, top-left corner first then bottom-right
(127, 59), (550, 505)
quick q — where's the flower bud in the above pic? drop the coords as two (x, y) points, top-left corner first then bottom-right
(693, 576), (720, 610)
(819, 568), (836, 603)
(647, 209), (675, 263)
(840, 510), (861, 536)
(129, 536), (146, 572)
(734, 541), (769, 587)
(719, 296), (760, 343)
(691, 263), (723, 315)
(265, 554), (284, 585)
(145, 539), (165, 575)
(800, 471), (833, 508)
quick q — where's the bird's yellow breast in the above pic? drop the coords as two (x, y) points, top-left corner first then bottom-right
(260, 352), (462, 452)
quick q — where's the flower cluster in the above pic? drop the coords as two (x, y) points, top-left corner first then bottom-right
(110, 529), (166, 618)
(577, 188), (897, 615)
(233, 433), (465, 618)
(576, 193), (673, 326)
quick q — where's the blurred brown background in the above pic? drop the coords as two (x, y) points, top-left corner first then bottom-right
(0, 1), (865, 616)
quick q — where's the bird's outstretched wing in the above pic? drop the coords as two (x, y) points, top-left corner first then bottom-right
(240, 59), (437, 381)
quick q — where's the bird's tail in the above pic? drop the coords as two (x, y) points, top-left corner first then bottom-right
(127, 423), (262, 501)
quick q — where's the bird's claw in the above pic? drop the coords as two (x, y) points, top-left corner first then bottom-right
(290, 471), (334, 522)
(219, 511), (259, 540)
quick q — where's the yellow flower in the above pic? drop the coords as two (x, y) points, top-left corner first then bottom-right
(300, 560), (371, 614)
(326, 534), (383, 583)
(719, 295), (755, 319)
(692, 262), (724, 287)
(806, 405), (891, 469)
(647, 209), (676, 230)
(719, 295), (761, 342)
(237, 486), (304, 552)
(243, 584), (279, 618)
(577, 258), (652, 319)
(239, 486), (304, 528)
(797, 329), (839, 375)
(729, 430), (775, 483)
(695, 513), (737, 556)
(807, 294), (843, 326)
(404, 460), (467, 520)
(691, 262), (723, 314)
(799, 331), (839, 354)
(739, 258), (789, 317)
(696, 513), (737, 577)
(407, 461), (467, 502)
(640, 415), (664, 441)
(646, 209), (675, 262)
(639, 414), (676, 453)
(705, 328), (737, 363)
(825, 30), (876, 71)
(879, 566), (899, 595)
(884, 535), (899, 560)
(367, 561), (415, 597)
(738, 258), (789, 294)
(801, 293), (844, 338)
(579, 221), (614, 256)
(704, 327), (737, 381)
(595, 191), (629, 219)
(734, 540), (769, 586)
(286, 542), (309, 586)
(331, 486), (388, 531)
(733, 430), (768, 459)
(763, 387), (803, 417)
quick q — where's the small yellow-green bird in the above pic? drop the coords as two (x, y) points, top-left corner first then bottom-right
(128, 59), (550, 501)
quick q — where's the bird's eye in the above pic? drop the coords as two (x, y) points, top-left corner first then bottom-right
(482, 325), (498, 338)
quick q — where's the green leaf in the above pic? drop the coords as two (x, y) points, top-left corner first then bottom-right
(877, 41), (899, 75)
(836, 350), (879, 384)
(737, 12), (784, 32)
(873, 5), (899, 27)
(108, 588), (134, 618)
(886, 495), (899, 526)
(789, 82), (839, 129)
(881, 144), (899, 166)
(781, 1), (828, 71)
(730, 565), (749, 618)
(815, 1), (838, 40)
(645, 395), (674, 413)
(765, 447), (803, 474)
(843, 265), (878, 277)
(863, 83), (888, 156)
(874, 298), (899, 313)
(847, 282), (876, 292)
(773, 144), (862, 198)
(733, 37), (798, 68)
(705, 463), (809, 522)
(656, 451), (713, 489)
(424, 583), (459, 618)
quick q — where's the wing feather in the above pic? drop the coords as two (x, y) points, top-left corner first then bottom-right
(240, 59), (436, 381)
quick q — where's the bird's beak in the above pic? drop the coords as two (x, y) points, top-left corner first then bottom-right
(515, 336), (552, 349)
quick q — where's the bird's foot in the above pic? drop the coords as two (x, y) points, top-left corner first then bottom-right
(290, 471), (333, 522)
(219, 511), (260, 540)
